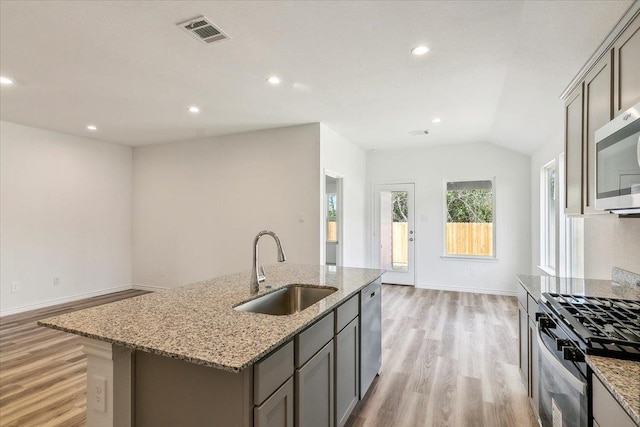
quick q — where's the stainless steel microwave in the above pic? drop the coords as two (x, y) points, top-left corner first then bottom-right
(595, 101), (640, 214)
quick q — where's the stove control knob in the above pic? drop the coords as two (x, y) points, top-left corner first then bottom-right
(556, 339), (572, 351)
(538, 315), (556, 329)
(563, 346), (585, 362)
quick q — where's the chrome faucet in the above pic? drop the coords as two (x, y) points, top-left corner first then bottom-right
(251, 230), (287, 293)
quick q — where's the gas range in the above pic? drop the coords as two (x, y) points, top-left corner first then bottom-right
(540, 293), (640, 361)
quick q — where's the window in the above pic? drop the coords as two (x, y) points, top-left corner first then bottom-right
(326, 193), (337, 242)
(444, 179), (495, 257)
(540, 161), (556, 274)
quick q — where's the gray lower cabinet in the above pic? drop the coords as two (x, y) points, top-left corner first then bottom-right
(296, 340), (335, 427)
(255, 377), (294, 427)
(335, 317), (359, 427)
(518, 304), (529, 384)
(592, 374), (636, 427)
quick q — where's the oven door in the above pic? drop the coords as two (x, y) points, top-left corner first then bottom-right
(537, 325), (588, 427)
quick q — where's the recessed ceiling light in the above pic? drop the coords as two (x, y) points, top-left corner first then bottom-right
(267, 76), (281, 85)
(86, 125), (97, 131)
(411, 45), (430, 56)
(188, 106), (200, 113)
(0, 76), (15, 85)
(432, 118), (442, 123)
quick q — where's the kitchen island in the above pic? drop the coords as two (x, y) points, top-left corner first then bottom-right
(39, 264), (384, 427)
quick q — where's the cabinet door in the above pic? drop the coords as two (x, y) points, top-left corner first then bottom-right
(614, 16), (640, 114)
(255, 377), (294, 427)
(583, 51), (613, 214)
(565, 84), (584, 215)
(296, 340), (334, 427)
(519, 306), (529, 385)
(528, 317), (539, 418)
(335, 317), (359, 427)
(592, 374), (636, 427)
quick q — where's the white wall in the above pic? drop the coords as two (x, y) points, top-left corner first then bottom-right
(530, 132), (640, 279)
(0, 121), (132, 315)
(320, 124), (368, 268)
(367, 142), (531, 295)
(132, 124), (321, 288)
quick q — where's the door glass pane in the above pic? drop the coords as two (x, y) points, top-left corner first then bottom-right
(327, 193), (337, 241)
(391, 191), (408, 271)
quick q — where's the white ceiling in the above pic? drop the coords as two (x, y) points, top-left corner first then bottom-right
(0, 1), (632, 154)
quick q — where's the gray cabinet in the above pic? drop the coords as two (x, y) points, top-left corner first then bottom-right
(517, 283), (540, 421)
(592, 374), (636, 427)
(255, 377), (294, 427)
(518, 303), (529, 385)
(583, 51), (613, 215)
(296, 340), (335, 427)
(335, 317), (359, 427)
(565, 83), (585, 216)
(563, 11), (639, 217)
(614, 16), (640, 114)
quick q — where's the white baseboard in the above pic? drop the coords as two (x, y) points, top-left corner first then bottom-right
(131, 284), (170, 292)
(0, 285), (133, 317)
(414, 282), (517, 297)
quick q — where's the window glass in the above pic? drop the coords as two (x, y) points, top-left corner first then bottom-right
(327, 193), (337, 241)
(445, 180), (494, 257)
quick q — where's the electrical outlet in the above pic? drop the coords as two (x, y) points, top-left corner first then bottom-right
(53, 276), (60, 286)
(469, 268), (476, 277)
(159, 267), (166, 277)
(11, 281), (20, 293)
(89, 376), (107, 412)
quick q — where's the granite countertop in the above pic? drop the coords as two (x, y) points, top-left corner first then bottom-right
(516, 274), (640, 302)
(38, 264), (384, 373)
(587, 355), (640, 425)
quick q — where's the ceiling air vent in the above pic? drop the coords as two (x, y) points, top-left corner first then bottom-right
(409, 130), (429, 136)
(177, 16), (229, 44)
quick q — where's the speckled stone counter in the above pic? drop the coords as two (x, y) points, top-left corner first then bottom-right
(38, 264), (383, 372)
(587, 355), (640, 425)
(516, 274), (640, 302)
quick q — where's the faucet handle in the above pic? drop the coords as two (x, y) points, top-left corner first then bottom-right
(258, 266), (266, 283)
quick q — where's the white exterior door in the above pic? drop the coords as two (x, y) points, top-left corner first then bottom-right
(374, 183), (415, 286)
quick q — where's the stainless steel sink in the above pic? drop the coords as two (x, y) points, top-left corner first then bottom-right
(234, 284), (338, 315)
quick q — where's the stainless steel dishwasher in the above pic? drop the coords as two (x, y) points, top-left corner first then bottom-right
(360, 278), (382, 398)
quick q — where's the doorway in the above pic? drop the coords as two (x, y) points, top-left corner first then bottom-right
(374, 183), (415, 285)
(325, 172), (343, 266)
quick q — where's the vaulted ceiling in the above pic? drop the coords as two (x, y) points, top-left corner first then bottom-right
(0, 1), (632, 154)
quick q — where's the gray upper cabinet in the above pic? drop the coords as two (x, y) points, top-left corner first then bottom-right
(563, 12), (639, 217)
(583, 51), (613, 215)
(296, 340), (335, 427)
(335, 317), (359, 427)
(614, 16), (640, 114)
(565, 83), (584, 216)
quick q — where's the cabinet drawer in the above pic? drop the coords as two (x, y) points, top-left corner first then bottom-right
(527, 295), (538, 321)
(254, 341), (294, 405)
(517, 284), (528, 310)
(296, 313), (334, 368)
(335, 294), (358, 333)
(592, 374), (636, 427)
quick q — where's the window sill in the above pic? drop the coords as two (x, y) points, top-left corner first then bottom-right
(440, 255), (499, 262)
(537, 265), (556, 276)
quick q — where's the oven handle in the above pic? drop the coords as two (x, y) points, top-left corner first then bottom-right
(536, 327), (587, 394)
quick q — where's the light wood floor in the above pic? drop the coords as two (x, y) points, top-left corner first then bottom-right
(0, 286), (536, 427)
(0, 290), (148, 427)
(346, 285), (537, 427)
